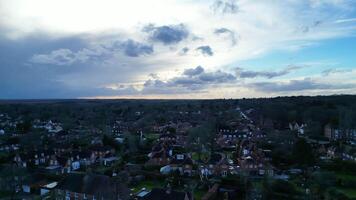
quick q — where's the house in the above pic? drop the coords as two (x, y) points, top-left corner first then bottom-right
(89, 145), (114, 158)
(55, 174), (130, 200)
(159, 133), (177, 142)
(217, 129), (248, 148)
(168, 154), (194, 175)
(146, 142), (173, 166)
(112, 121), (128, 135)
(21, 174), (55, 195)
(0, 143), (19, 152)
(14, 153), (28, 167)
(341, 145), (356, 162)
(33, 120), (63, 133)
(13, 149), (57, 168)
(40, 182), (58, 195)
(289, 122), (306, 136)
(53, 143), (72, 153)
(251, 130), (266, 139)
(102, 156), (119, 166)
(199, 153), (224, 178)
(324, 124), (356, 141)
(139, 188), (192, 200)
(324, 124), (342, 141)
(70, 149), (95, 166)
(176, 122), (192, 134)
(55, 152), (90, 173)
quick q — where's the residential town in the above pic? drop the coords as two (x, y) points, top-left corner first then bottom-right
(0, 96), (356, 199)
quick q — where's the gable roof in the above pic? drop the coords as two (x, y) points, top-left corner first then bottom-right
(142, 188), (190, 200)
(58, 174), (130, 200)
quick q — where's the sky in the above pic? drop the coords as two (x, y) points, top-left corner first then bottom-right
(0, 0), (356, 99)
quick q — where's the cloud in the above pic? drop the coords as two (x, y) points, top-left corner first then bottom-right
(148, 73), (159, 79)
(235, 65), (304, 79)
(214, 27), (237, 46)
(29, 39), (153, 65)
(143, 24), (189, 45)
(179, 47), (190, 55)
(107, 66), (236, 94)
(163, 66), (235, 90)
(298, 20), (324, 34)
(322, 68), (352, 76)
(1, 0), (356, 99)
(197, 70), (235, 83)
(334, 18), (356, 23)
(30, 49), (78, 65)
(211, 0), (239, 14)
(119, 39), (153, 57)
(183, 66), (204, 76)
(248, 78), (355, 92)
(144, 67), (235, 92)
(196, 45), (214, 56)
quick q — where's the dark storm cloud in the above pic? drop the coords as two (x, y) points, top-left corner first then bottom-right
(211, 0), (239, 14)
(143, 24), (189, 45)
(214, 28), (237, 46)
(196, 45), (214, 56)
(235, 65), (303, 79)
(248, 78), (355, 92)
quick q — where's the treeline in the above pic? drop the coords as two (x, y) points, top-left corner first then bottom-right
(237, 95), (356, 135)
(1, 95), (355, 136)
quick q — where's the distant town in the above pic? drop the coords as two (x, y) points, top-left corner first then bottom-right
(0, 96), (355, 200)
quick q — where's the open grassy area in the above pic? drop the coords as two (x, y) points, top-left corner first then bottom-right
(192, 152), (199, 161)
(192, 152), (210, 163)
(145, 133), (159, 140)
(337, 188), (356, 198)
(335, 172), (356, 181)
(194, 189), (206, 200)
(332, 172), (356, 198)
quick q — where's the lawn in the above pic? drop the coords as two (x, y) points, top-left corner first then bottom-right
(192, 152), (210, 162)
(335, 172), (356, 181)
(333, 172), (356, 198)
(194, 189), (206, 200)
(192, 152), (199, 161)
(337, 188), (356, 198)
(145, 133), (160, 140)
